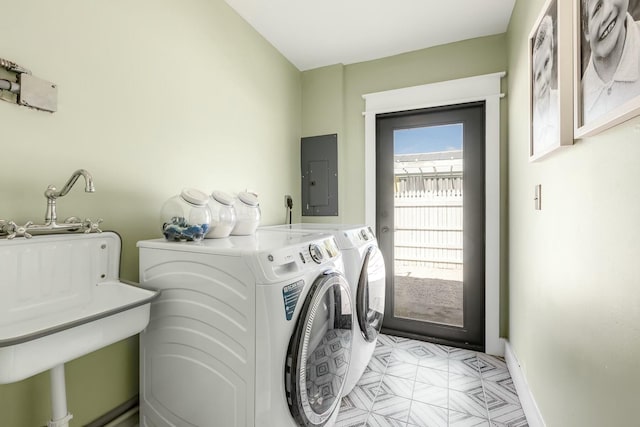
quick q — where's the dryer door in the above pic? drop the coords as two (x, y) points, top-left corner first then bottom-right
(285, 271), (353, 426)
(356, 246), (386, 342)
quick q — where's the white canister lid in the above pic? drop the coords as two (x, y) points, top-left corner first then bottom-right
(237, 191), (259, 206)
(211, 190), (235, 206)
(180, 188), (209, 206)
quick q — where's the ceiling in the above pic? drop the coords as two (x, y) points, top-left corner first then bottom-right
(223, 0), (516, 71)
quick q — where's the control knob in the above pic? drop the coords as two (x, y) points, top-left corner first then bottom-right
(309, 244), (324, 263)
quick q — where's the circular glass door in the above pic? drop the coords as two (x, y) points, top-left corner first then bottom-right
(285, 271), (353, 426)
(356, 246), (386, 342)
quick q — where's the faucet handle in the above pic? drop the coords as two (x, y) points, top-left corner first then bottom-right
(83, 218), (103, 234)
(5, 221), (33, 239)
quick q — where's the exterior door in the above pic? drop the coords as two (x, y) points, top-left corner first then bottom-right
(376, 102), (485, 351)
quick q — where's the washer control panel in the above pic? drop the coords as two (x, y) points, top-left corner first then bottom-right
(307, 237), (339, 264)
(309, 243), (324, 263)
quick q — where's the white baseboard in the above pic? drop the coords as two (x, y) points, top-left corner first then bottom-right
(504, 341), (545, 427)
(104, 407), (139, 427)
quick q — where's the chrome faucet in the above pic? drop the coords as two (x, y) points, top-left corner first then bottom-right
(44, 169), (95, 224)
(0, 169), (102, 239)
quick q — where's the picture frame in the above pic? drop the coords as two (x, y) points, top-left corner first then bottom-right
(574, 0), (640, 138)
(529, 0), (574, 161)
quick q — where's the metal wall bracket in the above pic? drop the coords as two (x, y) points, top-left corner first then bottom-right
(18, 73), (57, 112)
(0, 56), (57, 113)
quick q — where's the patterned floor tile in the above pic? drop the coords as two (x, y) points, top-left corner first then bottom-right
(481, 367), (512, 384)
(358, 366), (385, 385)
(449, 388), (488, 418)
(487, 376), (518, 398)
(403, 339), (451, 357)
(476, 353), (507, 370)
(336, 406), (369, 427)
(449, 409), (491, 426)
(412, 382), (448, 408)
(391, 336), (412, 345)
(483, 378), (520, 404)
(389, 347), (421, 365)
(483, 379), (524, 421)
(477, 353), (510, 382)
(396, 338), (448, 359)
(376, 334), (397, 348)
(385, 358), (419, 380)
(417, 355), (449, 372)
(449, 357), (481, 378)
(337, 335), (527, 427)
(370, 395), (412, 423)
(376, 374), (414, 399)
(365, 413), (407, 427)
(449, 372), (483, 393)
(489, 408), (529, 427)
(408, 401), (448, 427)
(346, 371), (383, 411)
(449, 347), (480, 361)
(415, 365), (448, 387)
(369, 346), (393, 373)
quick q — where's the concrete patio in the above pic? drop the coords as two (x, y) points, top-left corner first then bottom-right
(393, 266), (463, 327)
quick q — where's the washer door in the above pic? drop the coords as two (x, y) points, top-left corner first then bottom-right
(356, 246), (386, 342)
(285, 271), (353, 426)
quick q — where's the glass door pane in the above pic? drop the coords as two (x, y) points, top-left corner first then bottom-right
(393, 124), (464, 327)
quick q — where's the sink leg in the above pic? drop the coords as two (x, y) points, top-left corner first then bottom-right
(48, 364), (73, 427)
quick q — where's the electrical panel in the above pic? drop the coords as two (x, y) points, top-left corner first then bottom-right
(301, 134), (338, 216)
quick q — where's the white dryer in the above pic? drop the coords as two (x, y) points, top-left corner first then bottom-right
(137, 230), (354, 427)
(261, 224), (385, 395)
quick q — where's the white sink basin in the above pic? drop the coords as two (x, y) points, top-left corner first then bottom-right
(0, 232), (158, 384)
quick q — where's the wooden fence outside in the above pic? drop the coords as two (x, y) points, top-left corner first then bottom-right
(394, 191), (463, 270)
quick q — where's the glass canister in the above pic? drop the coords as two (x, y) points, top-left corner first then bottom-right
(161, 188), (211, 242)
(231, 191), (261, 236)
(205, 190), (237, 238)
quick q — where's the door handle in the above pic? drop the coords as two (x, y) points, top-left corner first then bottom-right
(381, 226), (389, 233)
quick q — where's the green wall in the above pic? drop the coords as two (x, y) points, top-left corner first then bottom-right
(0, 0), (300, 425)
(507, 1), (640, 425)
(8, 1), (636, 425)
(301, 34), (510, 333)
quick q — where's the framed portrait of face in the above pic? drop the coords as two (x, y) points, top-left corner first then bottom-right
(529, 0), (574, 161)
(575, 0), (640, 137)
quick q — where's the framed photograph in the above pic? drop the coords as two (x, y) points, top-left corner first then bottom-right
(529, 0), (574, 161)
(575, 0), (640, 138)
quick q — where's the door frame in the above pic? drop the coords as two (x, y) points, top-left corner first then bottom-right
(362, 72), (505, 356)
(377, 102), (486, 350)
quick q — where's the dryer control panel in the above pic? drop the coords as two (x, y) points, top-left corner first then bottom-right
(257, 236), (342, 282)
(340, 226), (376, 248)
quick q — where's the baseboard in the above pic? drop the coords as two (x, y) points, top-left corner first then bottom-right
(84, 396), (139, 427)
(504, 341), (546, 427)
(103, 407), (138, 427)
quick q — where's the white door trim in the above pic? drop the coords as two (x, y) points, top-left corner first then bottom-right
(362, 72), (505, 355)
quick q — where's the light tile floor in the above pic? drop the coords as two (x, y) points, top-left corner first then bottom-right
(336, 334), (528, 427)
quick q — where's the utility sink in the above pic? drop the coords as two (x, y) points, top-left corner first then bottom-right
(0, 231), (158, 384)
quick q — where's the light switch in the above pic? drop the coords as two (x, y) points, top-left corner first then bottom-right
(534, 184), (542, 210)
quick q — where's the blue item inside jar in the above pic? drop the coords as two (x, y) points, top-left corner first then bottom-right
(163, 216), (210, 241)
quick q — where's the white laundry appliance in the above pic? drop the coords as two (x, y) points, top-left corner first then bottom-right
(261, 224), (385, 395)
(137, 230), (354, 427)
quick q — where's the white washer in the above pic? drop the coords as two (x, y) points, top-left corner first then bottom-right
(261, 224), (385, 395)
(138, 230), (354, 427)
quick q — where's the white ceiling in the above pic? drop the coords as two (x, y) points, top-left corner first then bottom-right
(223, 0), (516, 71)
